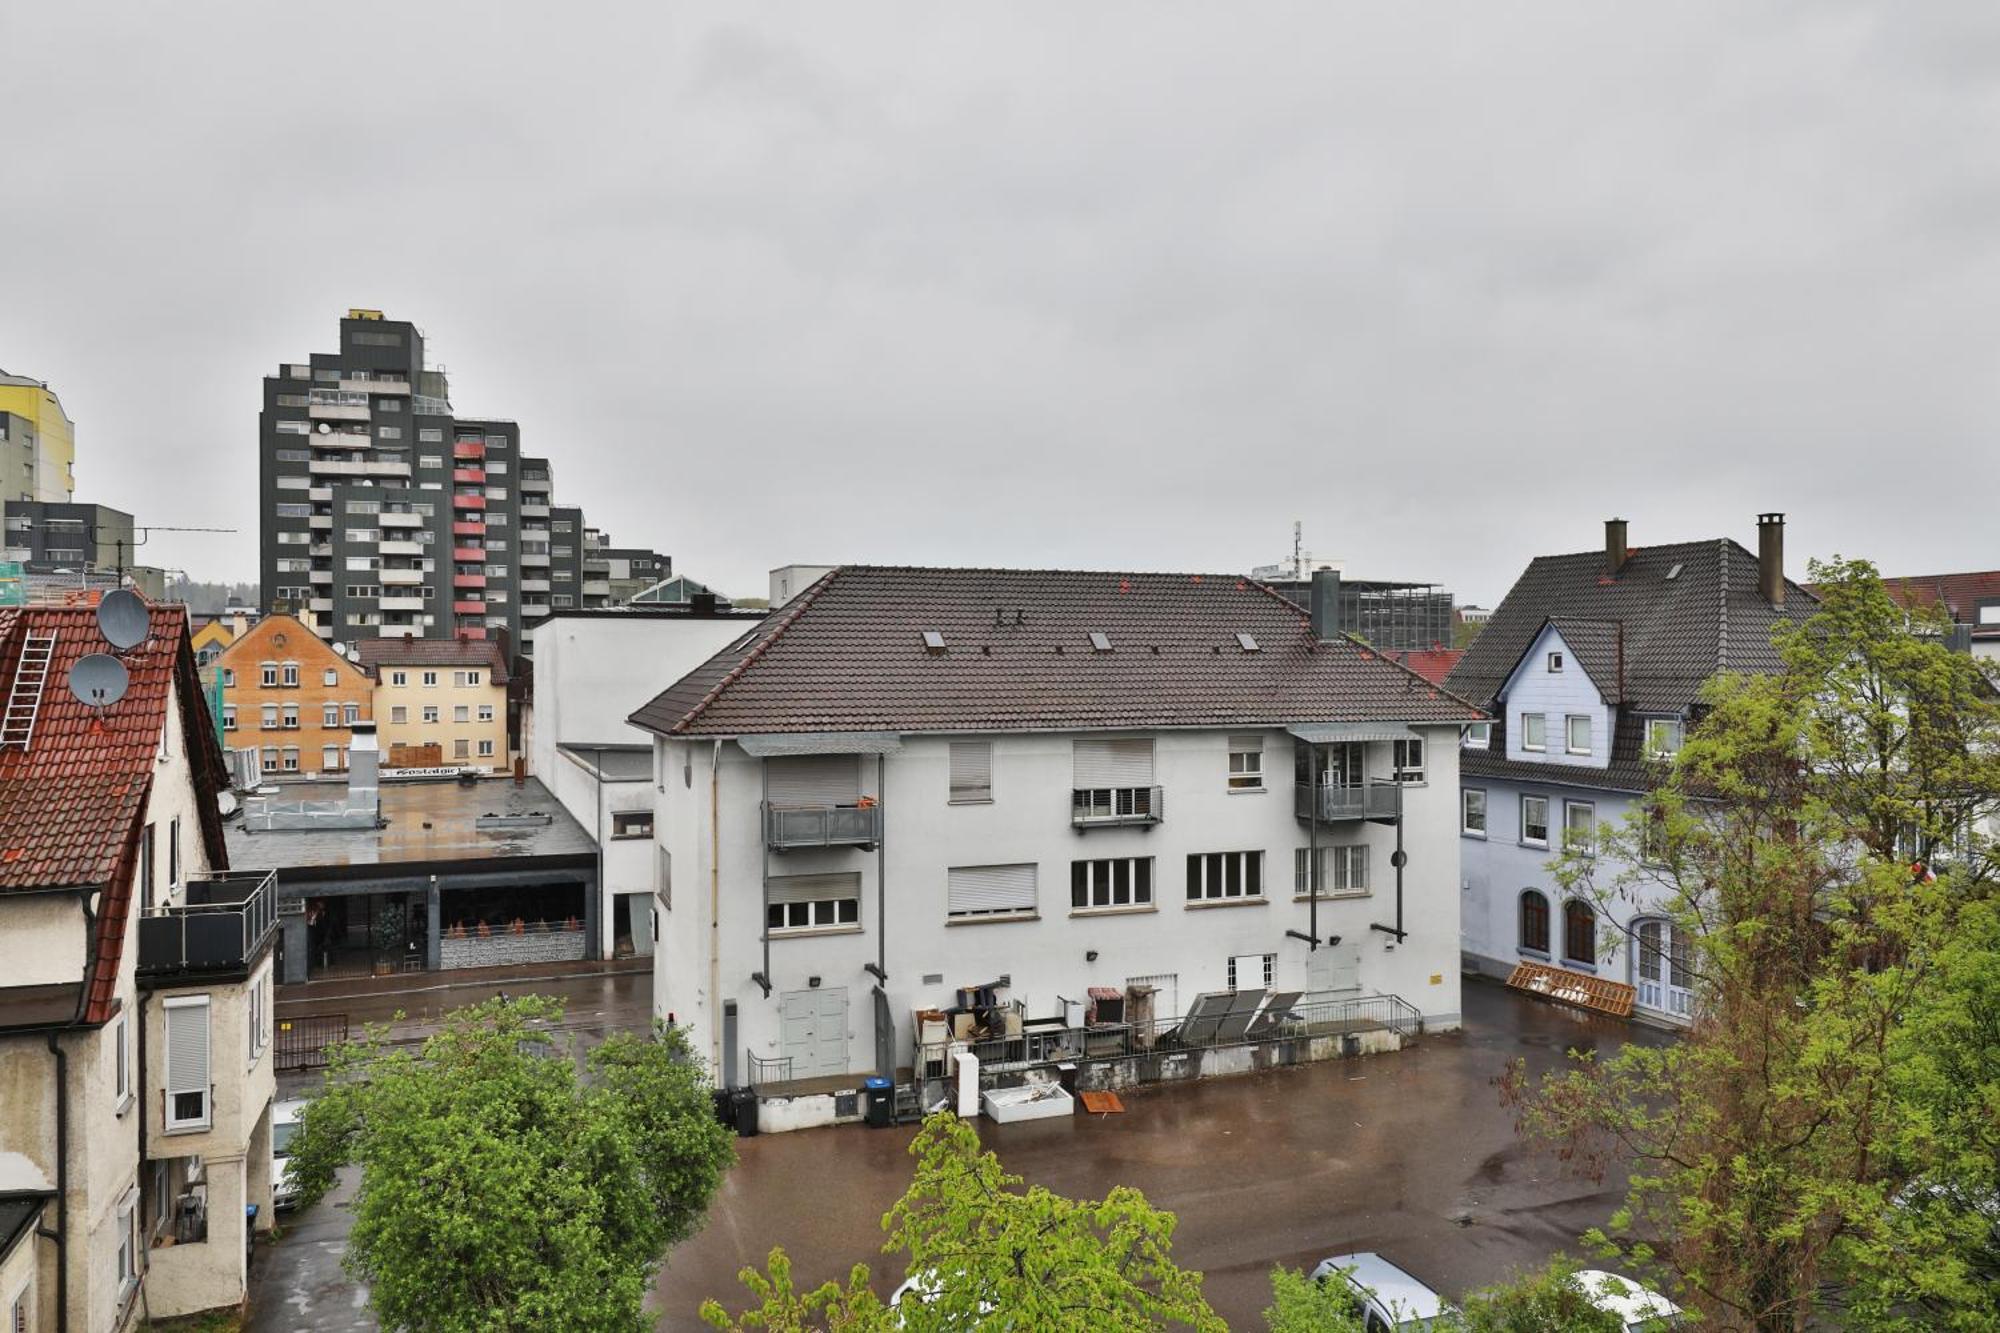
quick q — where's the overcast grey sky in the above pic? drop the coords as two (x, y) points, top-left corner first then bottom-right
(2, 2), (1995, 605)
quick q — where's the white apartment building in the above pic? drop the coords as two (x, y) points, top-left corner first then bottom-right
(628, 566), (1485, 1095)
(0, 602), (277, 1330)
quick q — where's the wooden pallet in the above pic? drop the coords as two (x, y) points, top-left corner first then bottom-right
(1078, 1090), (1126, 1115)
(1506, 961), (1635, 1018)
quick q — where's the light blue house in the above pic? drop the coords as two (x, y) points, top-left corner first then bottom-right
(1446, 516), (1814, 1025)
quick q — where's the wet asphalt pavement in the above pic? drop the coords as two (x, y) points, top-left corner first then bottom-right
(249, 976), (1664, 1331)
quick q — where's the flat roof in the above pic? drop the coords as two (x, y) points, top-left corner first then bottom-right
(224, 776), (595, 875)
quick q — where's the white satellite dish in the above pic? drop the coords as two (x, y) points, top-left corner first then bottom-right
(332, 641), (347, 657)
(316, 421), (331, 434)
(69, 654), (130, 708)
(97, 589), (150, 650)
(217, 791), (239, 817)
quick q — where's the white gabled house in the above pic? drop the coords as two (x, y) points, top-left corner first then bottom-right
(627, 566), (1485, 1117)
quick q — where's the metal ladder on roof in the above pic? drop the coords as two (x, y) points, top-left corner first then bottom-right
(1, 631), (58, 751)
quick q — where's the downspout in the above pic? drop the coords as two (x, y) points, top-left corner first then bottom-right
(876, 753), (887, 983)
(593, 747), (607, 960)
(752, 757), (771, 999)
(1371, 777), (1409, 943)
(1287, 744), (1322, 953)
(708, 739), (724, 1073)
(45, 1031), (69, 1333)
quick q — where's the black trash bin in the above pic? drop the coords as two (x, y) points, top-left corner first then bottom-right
(863, 1076), (894, 1128)
(732, 1086), (760, 1137)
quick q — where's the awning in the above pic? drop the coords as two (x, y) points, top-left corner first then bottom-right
(1287, 722), (1417, 744)
(735, 732), (904, 758)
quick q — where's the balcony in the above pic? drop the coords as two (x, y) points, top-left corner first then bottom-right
(307, 569), (332, 585)
(341, 375), (410, 395)
(454, 494), (486, 511)
(452, 467), (486, 485)
(308, 543), (331, 558)
(307, 458), (363, 476)
(458, 626), (489, 640)
(521, 551), (550, 567)
(582, 580), (610, 597)
(1293, 782), (1402, 824)
(308, 516), (332, 530)
(452, 520), (485, 537)
(519, 474), (552, 492)
(379, 539), (422, 557)
(453, 441), (486, 460)
(1071, 786), (1165, 829)
(453, 599), (486, 614)
(136, 870), (277, 980)
(307, 487), (333, 502)
(519, 502), (549, 518)
(379, 511), (425, 528)
(379, 568), (424, 586)
(380, 594), (425, 611)
(362, 459), (410, 478)
(452, 546), (485, 562)
(522, 602), (551, 618)
(313, 431), (371, 450)
(308, 597), (332, 613)
(520, 578), (550, 593)
(307, 393), (370, 423)
(763, 801), (883, 851)
(453, 573), (486, 589)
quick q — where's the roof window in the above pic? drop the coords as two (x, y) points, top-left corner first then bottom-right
(1088, 632), (1112, 653)
(1665, 563), (1683, 580)
(1236, 633), (1259, 652)
(922, 630), (946, 654)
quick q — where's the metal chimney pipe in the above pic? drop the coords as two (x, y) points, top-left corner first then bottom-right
(1757, 513), (1786, 607)
(1605, 518), (1629, 575)
(1310, 568), (1342, 641)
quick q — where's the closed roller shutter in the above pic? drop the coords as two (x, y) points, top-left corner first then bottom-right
(947, 863), (1037, 916)
(767, 755), (861, 806)
(1073, 739), (1154, 788)
(768, 872), (862, 905)
(949, 742), (992, 801)
(164, 997), (210, 1129)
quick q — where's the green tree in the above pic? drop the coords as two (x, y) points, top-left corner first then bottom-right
(288, 996), (735, 1332)
(1446, 1258), (1627, 1332)
(1504, 558), (2000, 1331)
(703, 1113), (1221, 1332)
(1262, 1265), (1364, 1333)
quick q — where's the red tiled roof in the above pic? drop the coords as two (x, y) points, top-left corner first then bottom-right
(1880, 570), (2000, 638)
(0, 604), (229, 1024)
(629, 566), (1486, 737)
(354, 636), (511, 683)
(1385, 647), (1463, 686)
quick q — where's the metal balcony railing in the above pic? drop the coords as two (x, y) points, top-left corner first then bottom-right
(137, 869), (278, 977)
(1293, 781), (1402, 823)
(762, 801), (883, 850)
(1071, 785), (1164, 828)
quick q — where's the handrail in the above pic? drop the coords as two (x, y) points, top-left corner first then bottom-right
(1071, 785), (1164, 827)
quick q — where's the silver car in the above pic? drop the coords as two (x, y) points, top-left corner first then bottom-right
(271, 1097), (307, 1211)
(1308, 1252), (1454, 1332)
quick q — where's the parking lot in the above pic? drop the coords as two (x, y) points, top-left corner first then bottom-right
(651, 978), (1667, 1329)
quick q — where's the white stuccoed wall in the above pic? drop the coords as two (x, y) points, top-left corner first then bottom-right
(1503, 625), (1614, 769)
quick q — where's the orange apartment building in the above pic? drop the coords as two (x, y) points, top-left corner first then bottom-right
(213, 613), (374, 778)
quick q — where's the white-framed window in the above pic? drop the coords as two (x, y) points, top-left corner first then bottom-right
(323, 667), (338, 685)
(281, 661), (299, 687)
(421, 670), (438, 687)
(1547, 651), (1564, 672)
(1070, 857), (1154, 911)
(453, 705), (470, 724)
(113, 1013), (131, 1110)
(946, 863), (1037, 920)
(612, 811), (653, 839)
(1521, 713), (1546, 752)
(1462, 721), (1491, 750)
(390, 669), (408, 686)
(139, 824), (154, 910)
(1295, 845), (1368, 896)
(343, 702), (360, 725)
(1186, 850), (1263, 902)
(1227, 953), (1274, 991)
(8, 1276), (36, 1333)
(454, 669), (482, 687)
(476, 704), (494, 723)
(422, 706), (440, 724)
(453, 739), (470, 759)
(1564, 799), (1596, 852)
(390, 705), (408, 724)
(1644, 717), (1685, 759)
(222, 705), (237, 731)
(477, 739), (495, 758)
(1462, 788), (1487, 836)
(221, 668), (234, 687)
(116, 1189), (139, 1297)
(948, 741), (993, 803)
(168, 816), (180, 890)
(247, 973), (270, 1066)
(1227, 733), (1264, 790)
(1391, 737), (1426, 784)
(767, 872), (862, 934)
(282, 747), (300, 772)
(260, 746), (279, 773)
(1565, 715), (1592, 755)
(260, 661), (278, 688)
(261, 703), (278, 730)
(323, 703), (340, 727)
(1521, 794), (1550, 846)
(281, 704), (299, 730)
(163, 995), (211, 1131)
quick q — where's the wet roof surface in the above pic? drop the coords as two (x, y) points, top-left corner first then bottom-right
(224, 776), (596, 871)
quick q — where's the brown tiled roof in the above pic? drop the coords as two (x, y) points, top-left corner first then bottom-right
(354, 637), (510, 683)
(1446, 539), (1817, 713)
(0, 604), (231, 1024)
(1880, 570), (2000, 639)
(629, 566), (1487, 737)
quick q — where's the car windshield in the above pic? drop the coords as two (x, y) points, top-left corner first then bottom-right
(272, 1120), (302, 1156)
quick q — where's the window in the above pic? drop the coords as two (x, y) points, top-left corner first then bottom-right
(323, 703), (340, 727)
(1564, 800), (1596, 852)
(477, 704), (494, 723)
(323, 667), (339, 686)
(113, 1014), (131, 1108)
(1565, 715), (1591, 755)
(421, 670), (438, 687)
(344, 702), (360, 725)
(1463, 722), (1491, 750)
(1227, 734), (1264, 790)
(282, 704), (299, 730)
(612, 811), (653, 839)
(1519, 891), (1550, 953)
(1071, 857), (1154, 911)
(948, 741), (992, 803)
(946, 863), (1038, 919)
(1547, 651), (1564, 672)
(345, 499), (382, 515)
(1521, 795), (1550, 846)
(260, 661), (278, 687)
(282, 661), (301, 687)
(261, 746), (279, 773)
(322, 745), (341, 771)
(163, 995), (211, 1131)
(767, 872), (862, 933)
(1521, 713), (1546, 751)
(454, 670), (482, 687)
(1641, 805), (1671, 866)
(1391, 737), (1425, 783)
(222, 705), (237, 731)
(247, 974), (269, 1065)
(390, 670), (407, 686)
(221, 668), (234, 687)
(1227, 953), (1275, 991)
(261, 703), (278, 730)
(422, 705), (440, 724)
(453, 705), (470, 724)
(453, 739), (470, 759)
(1462, 788), (1487, 836)
(168, 817), (180, 889)
(275, 474), (310, 489)
(1186, 850), (1263, 902)
(1295, 845), (1368, 897)
(391, 705), (408, 724)
(117, 1193), (138, 1295)
(282, 747), (300, 771)
(1563, 900), (1597, 965)
(477, 739), (495, 758)
(1644, 718), (1684, 759)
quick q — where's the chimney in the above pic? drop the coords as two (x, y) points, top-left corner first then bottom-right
(1757, 512), (1786, 607)
(1309, 568), (1342, 641)
(1605, 518), (1629, 575)
(346, 720), (381, 818)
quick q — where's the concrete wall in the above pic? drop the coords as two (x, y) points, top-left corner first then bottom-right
(654, 725), (1464, 1084)
(0, 1210), (43, 1333)
(1502, 624), (1613, 769)
(440, 927), (587, 969)
(0, 896), (88, 987)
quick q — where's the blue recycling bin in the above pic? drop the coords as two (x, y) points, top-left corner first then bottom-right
(863, 1076), (894, 1128)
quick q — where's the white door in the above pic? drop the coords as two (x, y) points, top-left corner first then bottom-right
(1634, 920), (1694, 1017)
(779, 988), (848, 1078)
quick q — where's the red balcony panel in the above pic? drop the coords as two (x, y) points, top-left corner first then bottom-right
(454, 494), (486, 511)
(453, 574), (486, 589)
(453, 441), (486, 460)
(452, 520), (485, 537)
(453, 546), (485, 562)
(452, 468), (486, 485)
(453, 599), (486, 614)
(456, 626), (489, 640)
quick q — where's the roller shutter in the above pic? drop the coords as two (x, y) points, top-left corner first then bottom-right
(946, 864), (1037, 916)
(767, 755), (861, 806)
(1073, 739), (1153, 788)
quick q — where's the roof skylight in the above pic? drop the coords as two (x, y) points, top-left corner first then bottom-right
(1236, 633), (1260, 652)
(921, 630), (946, 653)
(1088, 632), (1112, 652)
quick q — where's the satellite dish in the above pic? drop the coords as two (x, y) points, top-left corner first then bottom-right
(69, 654), (129, 708)
(217, 791), (239, 817)
(316, 421), (331, 434)
(332, 641), (347, 656)
(97, 589), (150, 650)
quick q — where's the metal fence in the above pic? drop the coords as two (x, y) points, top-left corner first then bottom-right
(746, 1052), (794, 1089)
(762, 802), (884, 849)
(275, 1013), (349, 1073)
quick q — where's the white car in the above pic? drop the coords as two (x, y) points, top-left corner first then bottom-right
(1308, 1252), (1453, 1332)
(1574, 1270), (1682, 1332)
(271, 1098), (307, 1211)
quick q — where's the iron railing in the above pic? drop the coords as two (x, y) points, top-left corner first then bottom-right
(1293, 781), (1402, 822)
(137, 869), (278, 977)
(275, 1013), (349, 1073)
(746, 1052), (793, 1088)
(1071, 785), (1164, 828)
(763, 802), (883, 850)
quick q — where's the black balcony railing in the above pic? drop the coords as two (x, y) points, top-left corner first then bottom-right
(1293, 781), (1402, 823)
(762, 802), (883, 850)
(1071, 785), (1164, 828)
(137, 869), (278, 977)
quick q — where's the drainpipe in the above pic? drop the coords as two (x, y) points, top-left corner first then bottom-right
(593, 747), (607, 961)
(752, 757), (772, 1000)
(708, 740), (724, 1074)
(1371, 778), (1408, 943)
(1287, 744), (1323, 955)
(45, 1031), (69, 1333)
(867, 753), (889, 1076)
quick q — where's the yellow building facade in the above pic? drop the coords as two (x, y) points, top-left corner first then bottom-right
(358, 639), (510, 772)
(0, 371), (76, 502)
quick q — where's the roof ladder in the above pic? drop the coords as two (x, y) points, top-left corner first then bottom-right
(1, 631), (58, 751)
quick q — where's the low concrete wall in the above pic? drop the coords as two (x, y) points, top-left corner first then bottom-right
(440, 928), (587, 970)
(145, 1156), (249, 1319)
(755, 1089), (867, 1134)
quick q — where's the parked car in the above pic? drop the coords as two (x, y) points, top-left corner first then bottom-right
(1573, 1270), (1682, 1330)
(1308, 1252), (1454, 1331)
(271, 1098), (307, 1211)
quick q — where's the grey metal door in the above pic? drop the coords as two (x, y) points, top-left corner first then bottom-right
(780, 987), (848, 1078)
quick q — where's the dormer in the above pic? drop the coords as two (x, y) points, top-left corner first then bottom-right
(1497, 618), (1621, 769)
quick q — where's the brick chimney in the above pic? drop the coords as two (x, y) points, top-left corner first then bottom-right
(1757, 513), (1786, 607)
(1605, 518), (1629, 575)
